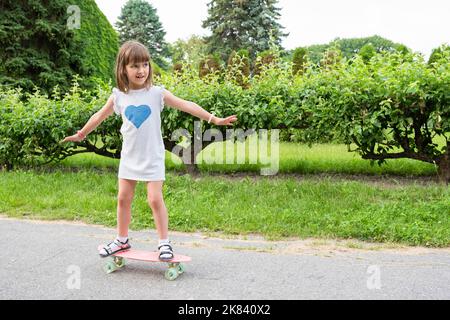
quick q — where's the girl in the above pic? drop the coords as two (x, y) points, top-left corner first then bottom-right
(62, 41), (237, 260)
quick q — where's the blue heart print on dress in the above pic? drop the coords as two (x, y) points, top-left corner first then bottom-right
(124, 105), (152, 129)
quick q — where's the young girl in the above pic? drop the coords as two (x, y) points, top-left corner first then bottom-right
(62, 41), (237, 260)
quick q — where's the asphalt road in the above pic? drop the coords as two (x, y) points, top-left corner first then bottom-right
(1, 217), (449, 300)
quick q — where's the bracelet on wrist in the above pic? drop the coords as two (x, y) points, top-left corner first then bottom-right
(208, 113), (215, 124)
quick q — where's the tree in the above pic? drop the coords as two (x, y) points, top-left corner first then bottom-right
(72, 0), (119, 82)
(116, 0), (170, 69)
(202, 0), (288, 61)
(337, 35), (402, 59)
(303, 35), (406, 65)
(428, 45), (450, 65)
(169, 35), (209, 69)
(0, 0), (89, 94)
(359, 43), (376, 63)
(301, 51), (450, 183)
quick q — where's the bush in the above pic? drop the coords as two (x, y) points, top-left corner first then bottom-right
(226, 49), (251, 89)
(292, 47), (308, 75)
(300, 49), (450, 182)
(0, 0), (118, 95)
(0, 77), (121, 169)
(1, 48), (448, 181)
(199, 54), (223, 79)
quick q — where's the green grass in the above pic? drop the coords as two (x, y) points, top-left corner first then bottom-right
(1, 141), (447, 247)
(0, 169), (448, 247)
(198, 141), (437, 176)
(54, 141), (438, 177)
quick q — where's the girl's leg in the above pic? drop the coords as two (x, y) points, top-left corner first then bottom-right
(117, 178), (137, 238)
(146, 181), (168, 240)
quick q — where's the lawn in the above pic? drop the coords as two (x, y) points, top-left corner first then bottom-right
(0, 142), (448, 247)
(55, 140), (438, 177)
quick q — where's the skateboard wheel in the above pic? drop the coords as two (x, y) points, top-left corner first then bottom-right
(177, 263), (185, 274)
(165, 268), (178, 281)
(114, 256), (126, 268)
(104, 261), (117, 274)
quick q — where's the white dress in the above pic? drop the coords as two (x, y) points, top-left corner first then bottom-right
(112, 85), (166, 182)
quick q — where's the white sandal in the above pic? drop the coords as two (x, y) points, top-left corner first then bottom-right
(158, 243), (174, 261)
(99, 239), (131, 258)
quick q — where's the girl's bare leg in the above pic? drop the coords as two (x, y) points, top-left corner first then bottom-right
(146, 181), (168, 240)
(117, 179), (137, 237)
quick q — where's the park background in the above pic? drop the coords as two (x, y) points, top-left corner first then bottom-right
(0, 0), (449, 248)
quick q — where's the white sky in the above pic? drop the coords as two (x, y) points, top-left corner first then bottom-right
(94, 0), (450, 58)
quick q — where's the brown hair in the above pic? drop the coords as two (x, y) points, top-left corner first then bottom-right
(115, 41), (153, 93)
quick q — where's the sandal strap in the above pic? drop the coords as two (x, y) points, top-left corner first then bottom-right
(103, 239), (125, 254)
(158, 243), (173, 251)
(158, 243), (173, 259)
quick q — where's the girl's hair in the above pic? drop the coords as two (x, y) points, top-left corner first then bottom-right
(115, 41), (153, 92)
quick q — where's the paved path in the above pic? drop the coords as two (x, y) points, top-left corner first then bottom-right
(1, 217), (449, 300)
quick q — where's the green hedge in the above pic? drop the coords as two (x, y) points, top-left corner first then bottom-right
(72, 0), (119, 82)
(0, 49), (449, 180)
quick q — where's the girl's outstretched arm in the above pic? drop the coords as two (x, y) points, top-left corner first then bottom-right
(61, 95), (115, 143)
(163, 90), (238, 126)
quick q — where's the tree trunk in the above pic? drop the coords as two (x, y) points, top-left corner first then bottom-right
(436, 143), (450, 184)
(183, 145), (201, 176)
(184, 163), (200, 176)
(437, 156), (449, 184)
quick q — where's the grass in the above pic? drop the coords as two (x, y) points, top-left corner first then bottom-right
(53, 140), (438, 177)
(1, 141), (448, 247)
(0, 168), (448, 247)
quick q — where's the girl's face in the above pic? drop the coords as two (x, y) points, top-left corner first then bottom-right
(125, 61), (150, 89)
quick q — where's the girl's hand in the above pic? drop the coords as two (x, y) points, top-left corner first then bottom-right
(214, 115), (238, 126)
(61, 133), (83, 143)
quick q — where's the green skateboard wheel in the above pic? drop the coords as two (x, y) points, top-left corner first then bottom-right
(104, 261), (117, 274)
(177, 263), (185, 274)
(114, 256), (126, 268)
(165, 268), (179, 281)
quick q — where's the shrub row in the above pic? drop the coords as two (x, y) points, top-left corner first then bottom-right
(1, 49), (448, 180)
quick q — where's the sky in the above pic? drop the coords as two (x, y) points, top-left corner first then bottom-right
(94, 0), (450, 58)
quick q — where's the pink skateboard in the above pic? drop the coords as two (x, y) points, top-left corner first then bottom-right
(98, 245), (191, 280)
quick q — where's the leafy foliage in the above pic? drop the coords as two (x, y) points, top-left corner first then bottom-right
(169, 35), (209, 70)
(300, 49), (450, 181)
(199, 54), (223, 79)
(0, 0), (118, 94)
(202, 0), (288, 61)
(226, 49), (251, 88)
(72, 0), (119, 82)
(116, 0), (170, 69)
(304, 35), (406, 65)
(0, 0), (87, 94)
(292, 47), (308, 76)
(1, 48), (448, 181)
(0, 78), (121, 168)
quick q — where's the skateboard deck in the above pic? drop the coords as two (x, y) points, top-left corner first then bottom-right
(98, 245), (191, 280)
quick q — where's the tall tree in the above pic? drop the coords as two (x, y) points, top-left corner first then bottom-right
(0, 0), (89, 93)
(115, 0), (170, 68)
(202, 0), (288, 61)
